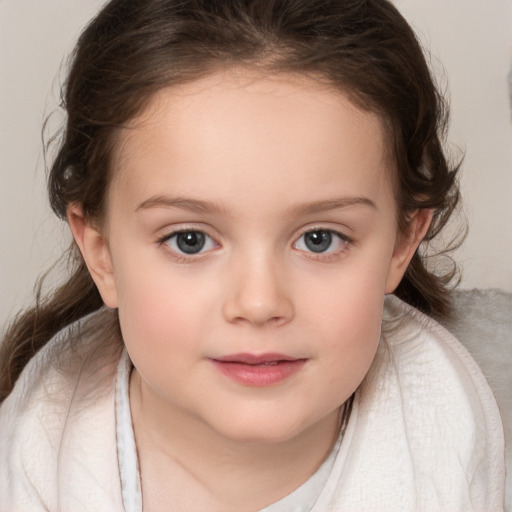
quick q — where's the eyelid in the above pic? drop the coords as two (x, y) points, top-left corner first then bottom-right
(156, 226), (220, 259)
(292, 226), (353, 258)
(294, 224), (353, 243)
(155, 222), (218, 242)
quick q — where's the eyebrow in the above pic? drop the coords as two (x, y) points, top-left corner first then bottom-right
(135, 195), (377, 215)
(136, 195), (228, 214)
(287, 197), (377, 216)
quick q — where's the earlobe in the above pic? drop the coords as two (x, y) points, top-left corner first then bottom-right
(67, 203), (119, 308)
(385, 209), (433, 294)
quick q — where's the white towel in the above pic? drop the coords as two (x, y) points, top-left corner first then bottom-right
(310, 297), (505, 511)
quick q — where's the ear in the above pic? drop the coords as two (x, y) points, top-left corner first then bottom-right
(67, 203), (119, 308)
(385, 209), (433, 294)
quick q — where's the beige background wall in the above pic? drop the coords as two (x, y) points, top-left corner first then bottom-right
(1, 0), (511, 331)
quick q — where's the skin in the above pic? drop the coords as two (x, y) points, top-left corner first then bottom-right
(69, 70), (431, 511)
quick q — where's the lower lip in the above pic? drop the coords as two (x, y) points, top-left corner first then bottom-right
(210, 359), (307, 386)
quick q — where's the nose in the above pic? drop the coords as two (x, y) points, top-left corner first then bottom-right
(222, 253), (294, 327)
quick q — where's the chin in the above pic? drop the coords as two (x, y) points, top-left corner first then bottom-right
(208, 413), (308, 445)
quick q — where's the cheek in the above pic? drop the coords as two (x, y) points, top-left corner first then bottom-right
(323, 294), (382, 378)
(112, 255), (215, 372)
(297, 264), (386, 388)
(297, 253), (388, 331)
(117, 284), (211, 405)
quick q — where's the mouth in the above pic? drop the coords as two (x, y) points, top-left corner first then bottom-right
(210, 353), (307, 386)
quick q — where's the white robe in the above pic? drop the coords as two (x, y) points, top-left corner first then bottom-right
(0, 296), (505, 511)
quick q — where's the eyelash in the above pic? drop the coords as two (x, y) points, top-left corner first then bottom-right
(293, 228), (353, 261)
(156, 229), (219, 262)
(156, 227), (353, 262)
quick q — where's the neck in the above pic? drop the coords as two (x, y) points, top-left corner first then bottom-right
(130, 369), (342, 510)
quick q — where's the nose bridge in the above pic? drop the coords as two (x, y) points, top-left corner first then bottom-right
(222, 245), (293, 326)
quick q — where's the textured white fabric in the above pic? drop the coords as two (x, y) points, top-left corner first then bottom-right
(116, 350), (142, 512)
(310, 297), (506, 511)
(0, 310), (124, 511)
(0, 297), (505, 511)
(438, 289), (512, 511)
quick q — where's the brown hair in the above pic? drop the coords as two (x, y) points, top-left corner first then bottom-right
(0, 0), (461, 401)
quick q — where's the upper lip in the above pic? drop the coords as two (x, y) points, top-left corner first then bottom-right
(212, 353), (303, 365)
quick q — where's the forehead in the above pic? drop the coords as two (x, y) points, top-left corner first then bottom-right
(109, 70), (393, 214)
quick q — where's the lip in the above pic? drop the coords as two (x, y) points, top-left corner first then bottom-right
(210, 353), (307, 386)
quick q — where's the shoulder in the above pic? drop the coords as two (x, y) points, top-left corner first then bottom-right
(0, 308), (124, 511)
(323, 296), (505, 511)
(379, 295), (499, 394)
(379, 295), (505, 432)
(438, 289), (512, 511)
(382, 296), (504, 482)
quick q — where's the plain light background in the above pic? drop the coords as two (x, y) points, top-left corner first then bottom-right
(1, 0), (511, 332)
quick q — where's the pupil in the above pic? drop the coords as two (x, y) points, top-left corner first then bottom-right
(176, 232), (205, 254)
(305, 230), (332, 253)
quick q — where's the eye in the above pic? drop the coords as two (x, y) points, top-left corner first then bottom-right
(294, 229), (349, 254)
(164, 230), (217, 255)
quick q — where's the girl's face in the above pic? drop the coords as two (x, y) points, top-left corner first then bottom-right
(77, 70), (425, 443)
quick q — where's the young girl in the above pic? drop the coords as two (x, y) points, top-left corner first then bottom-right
(0, 0), (505, 510)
